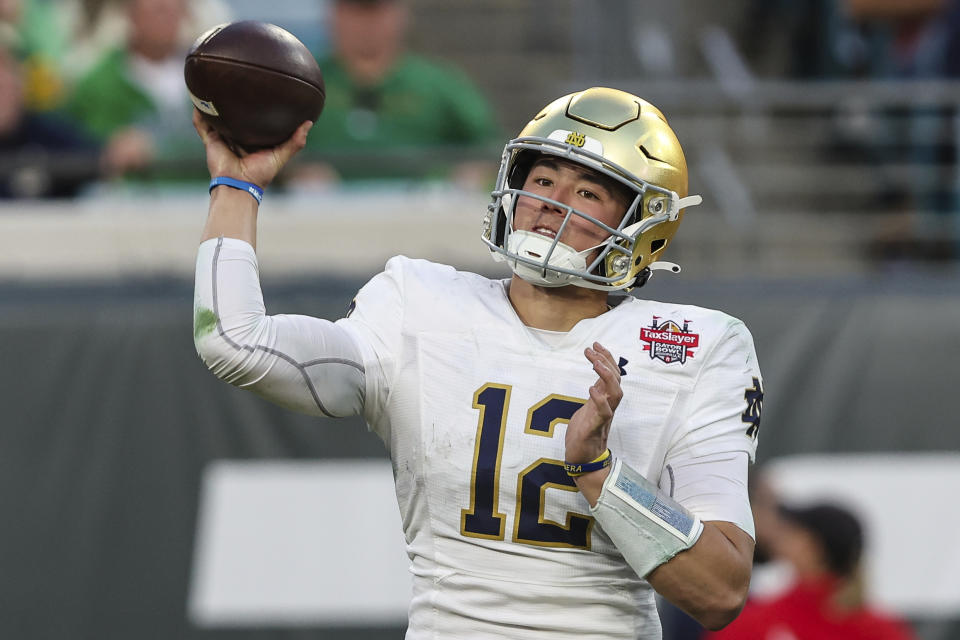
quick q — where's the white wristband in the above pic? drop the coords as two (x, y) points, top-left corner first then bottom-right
(590, 458), (704, 578)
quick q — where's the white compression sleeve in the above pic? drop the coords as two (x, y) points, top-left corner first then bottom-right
(193, 237), (365, 418)
(661, 451), (754, 540)
(591, 459), (704, 579)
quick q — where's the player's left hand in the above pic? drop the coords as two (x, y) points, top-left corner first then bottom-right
(565, 341), (623, 464)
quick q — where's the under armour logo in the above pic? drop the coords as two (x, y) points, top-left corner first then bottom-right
(742, 377), (763, 439)
(618, 357), (628, 376)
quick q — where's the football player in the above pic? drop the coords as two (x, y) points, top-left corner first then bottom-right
(192, 87), (762, 639)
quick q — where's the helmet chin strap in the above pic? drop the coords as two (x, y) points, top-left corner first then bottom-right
(504, 230), (588, 287)
(506, 232), (682, 290)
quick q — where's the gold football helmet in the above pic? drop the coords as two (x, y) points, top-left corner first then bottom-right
(482, 87), (701, 290)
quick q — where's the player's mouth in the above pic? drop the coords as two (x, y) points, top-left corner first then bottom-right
(533, 226), (558, 239)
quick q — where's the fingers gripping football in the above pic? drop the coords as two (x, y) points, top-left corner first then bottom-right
(192, 108), (312, 188)
(565, 341), (623, 464)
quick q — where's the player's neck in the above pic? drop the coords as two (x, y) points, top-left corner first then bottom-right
(507, 275), (608, 332)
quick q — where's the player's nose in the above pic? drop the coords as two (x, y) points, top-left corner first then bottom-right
(540, 183), (573, 213)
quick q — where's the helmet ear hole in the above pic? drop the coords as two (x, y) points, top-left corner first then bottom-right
(650, 238), (666, 254)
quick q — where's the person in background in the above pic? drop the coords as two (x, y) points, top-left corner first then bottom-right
(660, 469), (786, 640)
(64, 0), (204, 181)
(0, 34), (102, 198)
(295, 0), (500, 185)
(60, 0), (228, 85)
(0, 0), (229, 113)
(707, 501), (918, 640)
(0, 0), (72, 110)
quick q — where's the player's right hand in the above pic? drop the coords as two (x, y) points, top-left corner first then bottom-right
(192, 109), (312, 188)
(565, 341), (623, 464)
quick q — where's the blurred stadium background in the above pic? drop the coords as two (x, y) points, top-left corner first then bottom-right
(2, 0), (960, 638)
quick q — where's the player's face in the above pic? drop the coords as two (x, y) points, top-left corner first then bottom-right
(513, 158), (630, 254)
(129, 0), (187, 59)
(774, 520), (830, 578)
(333, 0), (408, 64)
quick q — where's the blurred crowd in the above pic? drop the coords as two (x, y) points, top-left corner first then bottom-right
(3, 0), (960, 266)
(0, 0), (229, 197)
(739, 0), (960, 260)
(0, 0), (501, 198)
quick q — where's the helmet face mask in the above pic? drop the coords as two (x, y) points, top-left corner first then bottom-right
(482, 87), (701, 291)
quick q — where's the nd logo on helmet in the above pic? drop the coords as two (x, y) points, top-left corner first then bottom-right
(565, 132), (586, 147)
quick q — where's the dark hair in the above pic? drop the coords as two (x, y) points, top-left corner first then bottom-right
(780, 502), (864, 577)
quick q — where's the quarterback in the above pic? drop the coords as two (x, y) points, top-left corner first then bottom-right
(192, 87), (762, 638)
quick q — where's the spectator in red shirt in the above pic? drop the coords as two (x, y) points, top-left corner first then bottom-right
(708, 502), (917, 640)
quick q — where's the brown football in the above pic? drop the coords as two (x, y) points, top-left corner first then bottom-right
(184, 21), (325, 153)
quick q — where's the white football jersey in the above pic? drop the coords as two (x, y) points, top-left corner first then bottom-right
(195, 240), (761, 639)
(334, 256), (763, 640)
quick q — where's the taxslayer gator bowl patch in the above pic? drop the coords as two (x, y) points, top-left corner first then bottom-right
(640, 316), (699, 365)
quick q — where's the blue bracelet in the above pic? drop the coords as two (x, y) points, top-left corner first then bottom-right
(209, 177), (264, 204)
(564, 449), (613, 476)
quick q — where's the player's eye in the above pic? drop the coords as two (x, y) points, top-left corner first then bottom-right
(534, 177), (553, 187)
(578, 189), (599, 201)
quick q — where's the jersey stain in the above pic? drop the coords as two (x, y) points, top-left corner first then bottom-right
(193, 306), (218, 339)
